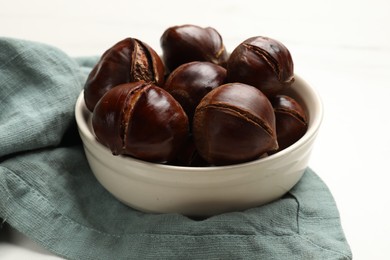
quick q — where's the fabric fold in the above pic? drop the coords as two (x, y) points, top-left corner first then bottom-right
(0, 37), (86, 158)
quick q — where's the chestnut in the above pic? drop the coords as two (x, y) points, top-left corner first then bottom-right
(84, 37), (165, 111)
(92, 81), (189, 163)
(164, 61), (227, 122)
(193, 83), (278, 166)
(169, 136), (210, 167)
(227, 36), (294, 97)
(160, 24), (228, 73)
(271, 95), (308, 151)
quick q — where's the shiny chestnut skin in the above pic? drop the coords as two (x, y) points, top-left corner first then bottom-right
(227, 36), (294, 97)
(84, 37), (165, 111)
(92, 81), (189, 163)
(193, 83), (278, 166)
(164, 61), (227, 122)
(160, 24), (228, 73)
(271, 95), (308, 152)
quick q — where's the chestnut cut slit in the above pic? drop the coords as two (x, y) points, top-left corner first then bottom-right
(120, 84), (147, 152)
(215, 45), (226, 59)
(275, 107), (308, 125)
(244, 43), (281, 80)
(132, 39), (156, 83)
(198, 103), (275, 138)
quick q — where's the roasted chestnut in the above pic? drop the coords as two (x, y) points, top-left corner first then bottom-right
(164, 61), (227, 122)
(92, 81), (189, 163)
(193, 83), (278, 166)
(271, 95), (308, 151)
(84, 37), (165, 111)
(227, 36), (294, 97)
(160, 24), (228, 73)
(170, 136), (210, 167)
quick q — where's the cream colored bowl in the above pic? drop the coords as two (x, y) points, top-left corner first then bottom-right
(75, 74), (323, 216)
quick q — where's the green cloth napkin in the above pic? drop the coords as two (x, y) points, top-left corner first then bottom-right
(0, 37), (352, 260)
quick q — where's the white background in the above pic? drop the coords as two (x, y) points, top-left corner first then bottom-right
(1, 0), (390, 259)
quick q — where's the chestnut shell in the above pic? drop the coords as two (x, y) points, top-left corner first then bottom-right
(227, 36), (294, 97)
(84, 38), (165, 111)
(164, 61), (227, 122)
(271, 95), (308, 152)
(169, 135), (210, 167)
(193, 83), (278, 166)
(160, 24), (228, 73)
(92, 81), (189, 163)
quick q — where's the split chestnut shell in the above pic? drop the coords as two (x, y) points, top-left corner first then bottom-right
(92, 81), (189, 163)
(84, 38), (165, 111)
(192, 83), (278, 166)
(227, 36), (294, 97)
(271, 95), (308, 152)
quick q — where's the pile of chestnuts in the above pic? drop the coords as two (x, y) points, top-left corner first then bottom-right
(84, 24), (308, 166)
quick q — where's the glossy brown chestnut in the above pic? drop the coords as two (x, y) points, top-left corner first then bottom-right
(84, 37), (165, 112)
(164, 61), (227, 122)
(92, 81), (189, 163)
(193, 83), (278, 166)
(160, 24), (228, 73)
(227, 36), (294, 97)
(271, 95), (308, 151)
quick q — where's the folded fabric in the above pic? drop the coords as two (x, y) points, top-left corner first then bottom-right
(0, 37), (352, 260)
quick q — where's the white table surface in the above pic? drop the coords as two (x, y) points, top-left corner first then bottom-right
(1, 0), (390, 259)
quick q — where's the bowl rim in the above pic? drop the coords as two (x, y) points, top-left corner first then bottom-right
(75, 73), (323, 173)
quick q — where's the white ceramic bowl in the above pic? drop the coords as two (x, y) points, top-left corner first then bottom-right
(75, 74), (323, 216)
